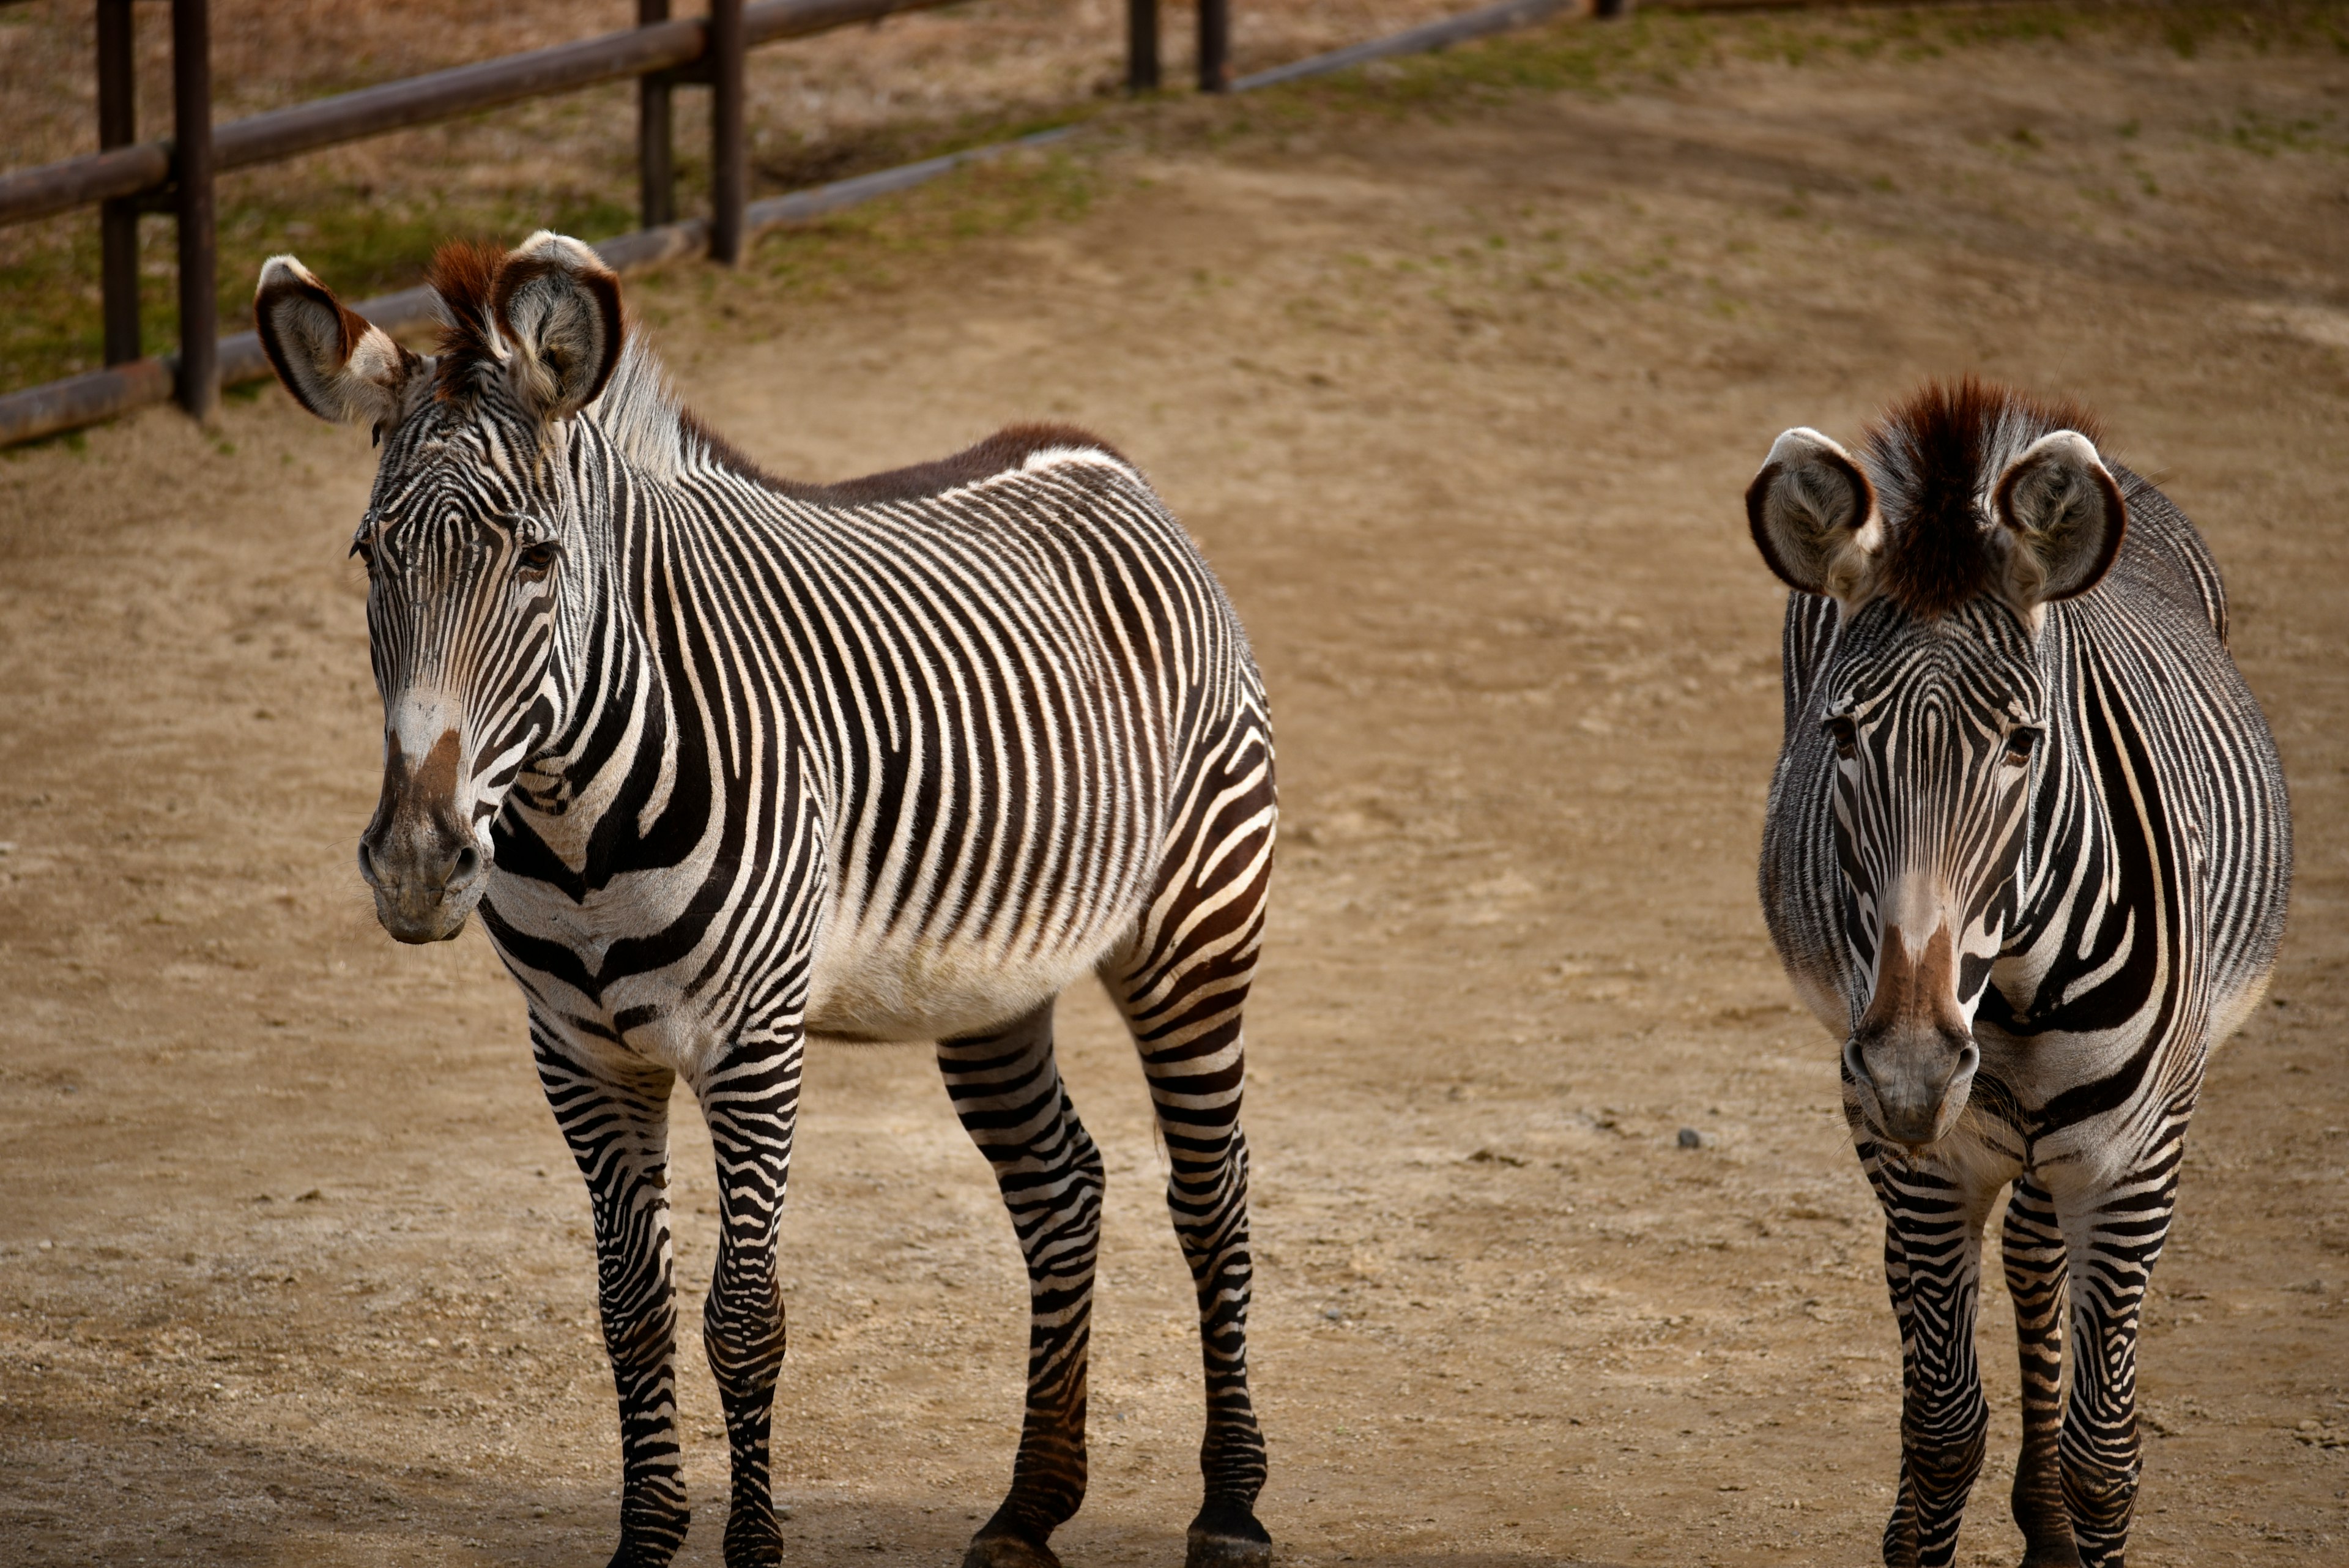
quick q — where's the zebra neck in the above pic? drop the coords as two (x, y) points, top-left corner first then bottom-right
(1986, 617), (2173, 1048)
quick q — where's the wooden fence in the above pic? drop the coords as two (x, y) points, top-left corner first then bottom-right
(0, 0), (1604, 448)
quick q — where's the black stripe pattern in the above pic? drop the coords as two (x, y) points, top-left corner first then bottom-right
(1752, 384), (2291, 1568)
(335, 256), (1276, 1568)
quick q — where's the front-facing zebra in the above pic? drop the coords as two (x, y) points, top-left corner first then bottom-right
(256, 232), (1275, 1568)
(1746, 381), (2290, 1568)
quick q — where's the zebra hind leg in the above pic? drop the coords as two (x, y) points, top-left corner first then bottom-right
(2002, 1179), (2081, 1568)
(1102, 738), (1276, 1568)
(938, 1000), (1104, 1568)
(534, 1022), (692, 1567)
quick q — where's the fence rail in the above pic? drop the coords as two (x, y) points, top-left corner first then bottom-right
(1, 0), (1614, 450)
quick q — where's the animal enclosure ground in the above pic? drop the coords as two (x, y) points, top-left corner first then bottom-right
(2, 7), (2346, 1566)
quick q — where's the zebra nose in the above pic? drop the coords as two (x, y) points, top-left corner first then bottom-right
(1845, 1033), (1980, 1150)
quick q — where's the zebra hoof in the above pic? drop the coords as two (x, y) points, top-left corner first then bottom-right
(723, 1509), (784, 1568)
(1186, 1501), (1273, 1568)
(962, 1526), (1063, 1568)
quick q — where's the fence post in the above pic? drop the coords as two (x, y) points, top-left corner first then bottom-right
(709, 0), (746, 263)
(1127, 0), (1159, 92)
(639, 0), (675, 228)
(97, 0), (141, 366)
(1197, 0), (1229, 92)
(172, 0), (216, 420)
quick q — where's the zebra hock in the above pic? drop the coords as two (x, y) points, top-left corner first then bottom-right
(1746, 381), (2290, 1568)
(255, 233), (1277, 1568)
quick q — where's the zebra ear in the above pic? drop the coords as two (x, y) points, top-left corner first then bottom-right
(1746, 428), (1880, 603)
(491, 231), (623, 422)
(1994, 430), (2126, 604)
(254, 255), (418, 430)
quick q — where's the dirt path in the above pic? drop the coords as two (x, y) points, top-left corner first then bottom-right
(2, 11), (2345, 1566)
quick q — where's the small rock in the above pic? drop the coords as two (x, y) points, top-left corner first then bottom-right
(1677, 1127), (1704, 1149)
(1323, 1306), (1345, 1321)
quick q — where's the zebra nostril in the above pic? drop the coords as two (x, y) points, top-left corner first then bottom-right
(1841, 1035), (1872, 1089)
(452, 845), (482, 886)
(356, 838), (382, 887)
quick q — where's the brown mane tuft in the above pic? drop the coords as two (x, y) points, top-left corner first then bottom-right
(1860, 376), (2104, 619)
(425, 240), (508, 399)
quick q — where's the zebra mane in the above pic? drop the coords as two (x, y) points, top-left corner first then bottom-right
(590, 336), (1128, 505)
(584, 330), (697, 483)
(1859, 377), (2106, 619)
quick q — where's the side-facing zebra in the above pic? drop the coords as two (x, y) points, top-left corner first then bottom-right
(255, 232), (1276, 1568)
(1744, 380), (2290, 1568)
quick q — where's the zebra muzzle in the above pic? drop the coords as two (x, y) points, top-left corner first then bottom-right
(357, 727), (488, 945)
(1845, 922), (1981, 1150)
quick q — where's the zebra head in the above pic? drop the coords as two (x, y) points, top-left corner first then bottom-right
(1746, 383), (2128, 1150)
(256, 234), (625, 943)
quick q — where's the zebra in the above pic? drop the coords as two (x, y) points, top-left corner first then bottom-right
(254, 232), (1277, 1568)
(1744, 379), (2290, 1568)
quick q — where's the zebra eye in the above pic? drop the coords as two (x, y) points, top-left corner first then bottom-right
(2003, 726), (2042, 766)
(1824, 714), (1858, 759)
(349, 535), (374, 568)
(516, 541), (559, 576)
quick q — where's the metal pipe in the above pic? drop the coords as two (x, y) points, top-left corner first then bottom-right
(639, 0), (675, 228)
(1231, 0), (1573, 91)
(710, 0), (747, 264)
(1198, 0), (1229, 93)
(97, 0), (141, 365)
(172, 0), (216, 420)
(1127, 0), (1159, 92)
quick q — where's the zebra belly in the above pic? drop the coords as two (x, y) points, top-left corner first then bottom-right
(801, 905), (1141, 1045)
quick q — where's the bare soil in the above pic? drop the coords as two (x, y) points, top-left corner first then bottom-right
(2, 9), (2346, 1566)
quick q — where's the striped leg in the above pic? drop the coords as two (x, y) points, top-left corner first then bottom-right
(939, 1000), (1105, 1568)
(2003, 1179), (2080, 1567)
(1103, 719), (1275, 1568)
(535, 1019), (691, 1567)
(2057, 1161), (2180, 1568)
(689, 1031), (806, 1568)
(1863, 1146), (1996, 1568)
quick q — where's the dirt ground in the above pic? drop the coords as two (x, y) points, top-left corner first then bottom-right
(2, 9), (2347, 1566)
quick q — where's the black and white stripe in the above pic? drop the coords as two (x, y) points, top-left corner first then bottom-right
(1747, 381), (2290, 1568)
(258, 234), (1275, 1568)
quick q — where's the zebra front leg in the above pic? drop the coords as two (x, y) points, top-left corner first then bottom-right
(536, 1023), (691, 1567)
(1104, 730), (1276, 1568)
(2057, 1163), (2180, 1568)
(691, 1031), (806, 1568)
(1866, 1147), (1996, 1568)
(2003, 1178), (2080, 1567)
(939, 1001), (1104, 1568)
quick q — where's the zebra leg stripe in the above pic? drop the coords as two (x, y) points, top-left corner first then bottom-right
(535, 1019), (691, 1567)
(1863, 1142), (1992, 1568)
(1104, 716), (1274, 1568)
(2058, 1147), (2182, 1568)
(938, 1001), (1103, 1568)
(691, 1034), (806, 1568)
(2002, 1179), (2080, 1567)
